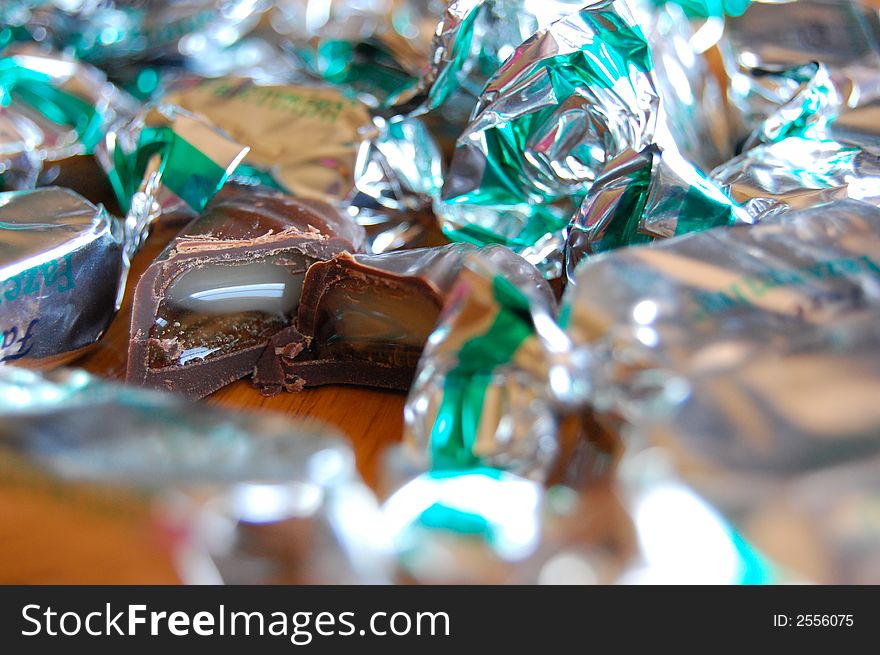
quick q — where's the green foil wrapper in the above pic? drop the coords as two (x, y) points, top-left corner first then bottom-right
(436, 1), (658, 276)
(403, 245), (563, 478)
(0, 46), (138, 190)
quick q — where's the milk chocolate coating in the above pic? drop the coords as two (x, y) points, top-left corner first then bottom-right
(127, 184), (365, 399)
(254, 243), (481, 394)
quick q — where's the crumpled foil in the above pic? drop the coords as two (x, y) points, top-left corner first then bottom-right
(710, 135), (880, 220)
(628, 0), (734, 170)
(563, 200), (880, 582)
(270, 0), (440, 111)
(0, 45), (138, 190)
(0, 365), (392, 584)
(403, 0), (586, 122)
(4, 1), (270, 65)
(0, 187), (126, 368)
(403, 245), (563, 479)
(720, 0), (880, 140)
(436, 0), (659, 277)
(566, 143), (750, 282)
(162, 76), (443, 253)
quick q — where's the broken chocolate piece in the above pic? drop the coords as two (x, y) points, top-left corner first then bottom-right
(127, 183), (366, 399)
(254, 243), (485, 394)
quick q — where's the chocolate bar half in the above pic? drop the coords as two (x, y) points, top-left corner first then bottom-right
(253, 243), (547, 394)
(127, 184), (365, 398)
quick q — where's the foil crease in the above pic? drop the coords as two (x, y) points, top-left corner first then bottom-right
(406, 0), (586, 122)
(710, 135), (880, 220)
(627, 0), (734, 170)
(0, 187), (126, 368)
(566, 143), (749, 283)
(720, 0), (880, 140)
(435, 1), (659, 277)
(404, 244), (564, 479)
(563, 200), (880, 581)
(0, 365), (392, 584)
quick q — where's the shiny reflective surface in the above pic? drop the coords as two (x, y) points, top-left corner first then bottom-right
(0, 366), (392, 584)
(150, 256), (308, 369)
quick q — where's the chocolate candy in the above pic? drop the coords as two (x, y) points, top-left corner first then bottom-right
(126, 184), (366, 399)
(253, 243), (479, 395)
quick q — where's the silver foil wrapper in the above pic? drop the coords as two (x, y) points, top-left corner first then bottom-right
(0, 46), (139, 190)
(710, 135), (880, 220)
(563, 200), (880, 582)
(436, 0), (659, 277)
(720, 0), (880, 140)
(403, 244), (562, 479)
(627, 0), (734, 170)
(0, 365), (392, 584)
(14, 1), (270, 64)
(158, 76), (443, 253)
(405, 0), (586, 122)
(379, 443), (774, 583)
(270, 0), (440, 111)
(566, 143), (750, 283)
(0, 187), (126, 368)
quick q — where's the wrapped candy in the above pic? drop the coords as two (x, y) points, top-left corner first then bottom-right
(160, 76), (443, 252)
(627, 0), (734, 170)
(0, 187), (125, 368)
(404, 200), (880, 582)
(271, 0), (441, 111)
(719, 0), (880, 140)
(436, 1), (659, 276)
(406, 0), (586, 122)
(710, 56), (880, 222)
(0, 46), (138, 192)
(403, 245), (561, 478)
(0, 366), (392, 584)
(379, 451), (776, 584)
(4, 1), (270, 66)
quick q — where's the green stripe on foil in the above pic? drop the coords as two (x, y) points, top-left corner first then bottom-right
(672, 183), (740, 235)
(229, 164), (288, 193)
(109, 126), (231, 213)
(430, 275), (535, 470)
(426, 4), (480, 109)
(439, 7), (654, 254)
(0, 58), (104, 151)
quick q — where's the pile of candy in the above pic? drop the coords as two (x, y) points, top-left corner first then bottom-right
(2, 0), (880, 584)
